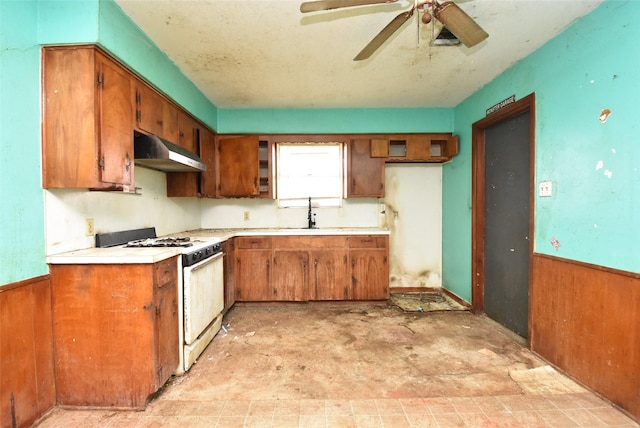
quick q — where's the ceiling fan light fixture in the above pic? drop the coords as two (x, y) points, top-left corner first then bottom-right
(434, 1), (488, 48)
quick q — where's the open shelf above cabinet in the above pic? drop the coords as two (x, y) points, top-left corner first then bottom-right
(373, 133), (459, 163)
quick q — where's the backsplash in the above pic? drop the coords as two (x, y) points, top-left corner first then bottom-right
(44, 167), (200, 255)
(200, 198), (383, 230)
(45, 163), (443, 291)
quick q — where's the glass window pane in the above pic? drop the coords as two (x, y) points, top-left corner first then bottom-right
(277, 143), (344, 207)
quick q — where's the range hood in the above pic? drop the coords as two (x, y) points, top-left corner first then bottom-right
(134, 133), (206, 172)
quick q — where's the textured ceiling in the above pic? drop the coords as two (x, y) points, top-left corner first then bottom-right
(114, 0), (603, 109)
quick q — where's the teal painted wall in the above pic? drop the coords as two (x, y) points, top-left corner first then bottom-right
(218, 108), (453, 134)
(0, 0), (218, 285)
(0, 1), (48, 284)
(443, 0), (640, 301)
(36, 0), (218, 130)
(97, 0), (217, 130)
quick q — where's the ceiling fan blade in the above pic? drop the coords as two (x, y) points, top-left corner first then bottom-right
(434, 1), (488, 47)
(354, 9), (414, 61)
(301, 0), (398, 13)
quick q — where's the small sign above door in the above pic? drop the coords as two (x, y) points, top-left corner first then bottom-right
(486, 95), (516, 116)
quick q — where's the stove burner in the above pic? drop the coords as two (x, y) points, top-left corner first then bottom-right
(125, 237), (194, 248)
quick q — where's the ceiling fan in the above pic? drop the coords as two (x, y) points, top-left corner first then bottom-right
(300, 0), (488, 61)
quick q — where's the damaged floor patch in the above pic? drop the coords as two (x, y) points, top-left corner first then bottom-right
(389, 292), (467, 312)
(510, 365), (586, 395)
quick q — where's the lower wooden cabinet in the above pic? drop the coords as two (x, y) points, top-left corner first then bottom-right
(272, 250), (309, 301)
(235, 237), (272, 301)
(222, 238), (236, 311)
(234, 235), (388, 302)
(349, 235), (389, 300)
(50, 256), (179, 409)
(312, 249), (349, 300)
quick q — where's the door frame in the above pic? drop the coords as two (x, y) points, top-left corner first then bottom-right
(471, 93), (536, 338)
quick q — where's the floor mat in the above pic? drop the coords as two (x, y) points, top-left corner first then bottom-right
(389, 292), (467, 312)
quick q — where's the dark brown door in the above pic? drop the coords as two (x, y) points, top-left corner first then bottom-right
(483, 111), (531, 338)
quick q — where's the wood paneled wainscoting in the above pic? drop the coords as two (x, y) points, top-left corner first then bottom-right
(531, 254), (640, 420)
(0, 276), (56, 428)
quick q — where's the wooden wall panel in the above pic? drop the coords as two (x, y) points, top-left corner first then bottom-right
(531, 254), (640, 420)
(0, 276), (56, 428)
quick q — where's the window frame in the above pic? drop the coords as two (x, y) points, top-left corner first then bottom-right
(274, 141), (346, 208)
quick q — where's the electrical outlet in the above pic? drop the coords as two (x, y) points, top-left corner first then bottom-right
(85, 219), (95, 236)
(243, 211), (250, 221)
(539, 181), (553, 197)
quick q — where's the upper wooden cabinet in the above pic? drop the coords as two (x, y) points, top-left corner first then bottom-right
(199, 127), (218, 197)
(216, 135), (261, 197)
(135, 83), (179, 142)
(43, 44), (217, 194)
(348, 138), (385, 198)
(177, 111), (199, 153)
(42, 46), (134, 189)
(384, 133), (459, 162)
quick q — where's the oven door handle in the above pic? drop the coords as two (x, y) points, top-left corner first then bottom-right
(185, 251), (224, 273)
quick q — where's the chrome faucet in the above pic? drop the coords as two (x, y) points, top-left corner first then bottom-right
(308, 197), (316, 229)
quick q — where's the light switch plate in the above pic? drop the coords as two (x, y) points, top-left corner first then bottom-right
(539, 181), (552, 197)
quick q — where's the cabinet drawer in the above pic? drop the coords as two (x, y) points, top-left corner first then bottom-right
(272, 235), (348, 249)
(236, 236), (272, 249)
(349, 235), (388, 248)
(155, 257), (178, 288)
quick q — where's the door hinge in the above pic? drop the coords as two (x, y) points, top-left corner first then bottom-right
(97, 73), (104, 88)
(136, 110), (141, 122)
(135, 91), (141, 104)
(98, 157), (105, 170)
(156, 306), (161, 318)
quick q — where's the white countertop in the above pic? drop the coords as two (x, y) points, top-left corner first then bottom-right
(47, 228), (389, 265)
(46, 246), (182, 265)
(181, 227), (390, 240)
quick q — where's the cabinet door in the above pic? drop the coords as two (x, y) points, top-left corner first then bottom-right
(155, 282), (179, 388)
(166, 122), (202, 198)
(51, 263), (156, 409)
(178, 112), (198, 152)
(312, 249), (349, 300)
(42, 47), (135, 189)
(222, 239), (235, 310)
(350, 249), (389, 300)
(97, 55), (134, 187)
(348, 139), (385, 197)
(235, 250), (271, 301)
(272, 250), (309, 301)
(406, 135), (431, 160)
(217, 135), (260, 197)
(42, 47), (97, 188)
(200, 127), (217, 198)
(136, 84), (164, 136)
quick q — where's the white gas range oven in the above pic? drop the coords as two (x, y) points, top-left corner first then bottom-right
(96, 227), (225, 374)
